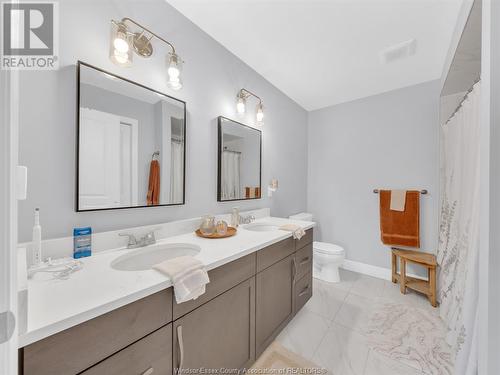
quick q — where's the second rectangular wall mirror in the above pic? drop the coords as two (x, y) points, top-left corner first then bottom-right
(217, 116), (262, 201)
(77, 61), (186, 211)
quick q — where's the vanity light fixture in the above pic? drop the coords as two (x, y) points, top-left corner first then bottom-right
(236, 88), (264, 124)
(109, 17), (184, 90)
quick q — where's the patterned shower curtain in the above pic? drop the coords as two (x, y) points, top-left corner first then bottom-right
(438, 81), (481, 374)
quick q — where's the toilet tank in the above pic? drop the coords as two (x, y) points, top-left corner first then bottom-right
(289, 212), (313, 221)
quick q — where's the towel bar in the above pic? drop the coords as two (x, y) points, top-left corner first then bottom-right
(373, 189), (428, 194)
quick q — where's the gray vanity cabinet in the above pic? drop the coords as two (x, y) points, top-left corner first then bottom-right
(255, 254), (295, 356)
(172, 277), (256, 372)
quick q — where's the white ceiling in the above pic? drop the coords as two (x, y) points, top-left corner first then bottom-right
(167, 0), (463, 111)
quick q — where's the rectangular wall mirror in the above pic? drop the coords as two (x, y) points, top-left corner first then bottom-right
(77, 61), (186, 211)
(217, 116), (262, 201)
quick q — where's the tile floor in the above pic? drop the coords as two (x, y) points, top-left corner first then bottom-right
(276, 269), (454, 375)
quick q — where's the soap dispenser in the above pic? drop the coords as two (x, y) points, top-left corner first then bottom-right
(231, 207), (240, 228)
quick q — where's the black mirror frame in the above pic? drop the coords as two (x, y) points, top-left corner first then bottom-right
(217, 116), (262, 202)
(76, 60), (187, 212)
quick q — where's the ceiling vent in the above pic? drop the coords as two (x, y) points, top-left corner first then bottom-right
(379, 38), (417, 64)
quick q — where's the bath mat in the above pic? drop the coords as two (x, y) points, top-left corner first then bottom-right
(251, 342), (325, 373)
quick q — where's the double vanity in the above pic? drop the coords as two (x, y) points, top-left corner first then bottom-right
(18, 214), (314, 375)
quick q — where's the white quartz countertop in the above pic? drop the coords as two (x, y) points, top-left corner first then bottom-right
(19, 216), (314, 348)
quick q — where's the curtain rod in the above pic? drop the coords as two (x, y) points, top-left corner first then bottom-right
(444, 78), (481, 125)
(373, 189), (428, 195)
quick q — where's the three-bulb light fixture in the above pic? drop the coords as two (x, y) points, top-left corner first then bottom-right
(109, 17), (183, 90)
(236, 88), (264, 125)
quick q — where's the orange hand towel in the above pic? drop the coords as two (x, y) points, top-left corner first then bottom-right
(379, 190), (420, 248)
(147, 160), (160, 205)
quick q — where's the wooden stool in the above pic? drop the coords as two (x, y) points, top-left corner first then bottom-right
(391, 248), (438, 307)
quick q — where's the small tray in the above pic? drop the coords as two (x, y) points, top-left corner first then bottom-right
(195, 227), (237, 239)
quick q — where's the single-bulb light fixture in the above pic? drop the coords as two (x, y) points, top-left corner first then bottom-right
(167, 52), (183, 90)
(109, 21), (132, 66)
(236, 95), (246, 114)
(256, 102), (264, 123)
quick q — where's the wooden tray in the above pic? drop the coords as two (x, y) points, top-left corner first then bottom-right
(195, 227), (237, 239)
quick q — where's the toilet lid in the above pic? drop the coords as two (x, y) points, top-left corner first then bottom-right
(313, 241), (345, 255)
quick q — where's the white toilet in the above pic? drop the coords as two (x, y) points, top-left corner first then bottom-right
(289, 212), (345, 283)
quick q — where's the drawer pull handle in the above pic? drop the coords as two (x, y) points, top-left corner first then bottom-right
(298, 285), (310, 297)
(299, 257), (310, 265)
(177, 325), (185, 371)
(292, 257), (297, 282)
(141, 367), (154, 375)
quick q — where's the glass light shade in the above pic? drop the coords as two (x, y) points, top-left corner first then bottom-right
(109, 21), (132, 67)
(167, 52), (183, 90)
(236, 96), (246, 114)
(256, 102), (264, 123)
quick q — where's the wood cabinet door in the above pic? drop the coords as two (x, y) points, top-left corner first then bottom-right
(173, 278), (256, 372)
(255, 254), (295, 356)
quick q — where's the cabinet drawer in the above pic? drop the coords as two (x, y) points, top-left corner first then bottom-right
(295, 229), (313, 251)
(82, 324), (172, 375)
(23, 289), (173, 375)
(294, 272), (313, 313)
(256, 238), (295, 272)
(173, 253), (256, 319)
(295, 243), (312, 280)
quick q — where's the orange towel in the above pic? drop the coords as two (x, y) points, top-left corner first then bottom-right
(379, 190), (420, 248)
(147, 160), (160, 205)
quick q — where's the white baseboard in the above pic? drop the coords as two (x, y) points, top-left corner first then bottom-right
(341, 259), (426, 281)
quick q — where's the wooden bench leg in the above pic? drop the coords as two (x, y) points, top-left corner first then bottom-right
(429, 266), (437, 307)
(400, 258), (406, 294)
(391, 252), (397, 283)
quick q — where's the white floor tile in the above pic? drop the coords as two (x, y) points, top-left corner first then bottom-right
(303, 279), (348, 320)
(312, 323), (370, 375)
(333, 293), (376, 333)
(364, 350), (424, 375)
(349, 273), (385, 299)
(276, 308), (330, 360)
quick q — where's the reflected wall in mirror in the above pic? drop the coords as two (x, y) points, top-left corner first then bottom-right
(217, 116), (262, 202)
(77, 61), (186, 211)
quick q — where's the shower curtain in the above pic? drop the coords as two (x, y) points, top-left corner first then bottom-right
(221, 150), (241, 200)
(169, 141), (184, 203)
(438, 81), (480, 374)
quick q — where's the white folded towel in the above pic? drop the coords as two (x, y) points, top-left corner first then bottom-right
(390, 190), (407, 212)
(279, 224), (306, 240)
(153, 256), (210, 304)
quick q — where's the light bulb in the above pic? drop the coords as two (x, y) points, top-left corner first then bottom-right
(236, 96), (246, 114)
(113, 49), (129, 65)
(256, 102), (264, 122)
(113, 35), (129, 53)
(166, 53), (183, 90)
(168, 66), (180, 79)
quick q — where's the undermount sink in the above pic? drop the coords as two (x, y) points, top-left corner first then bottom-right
(111, 243), (201, 271)
(243, 223), (281, 232)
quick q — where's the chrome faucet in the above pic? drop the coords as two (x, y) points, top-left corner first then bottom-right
(119, 229), (158, 249)
(239, 214), (256, 225)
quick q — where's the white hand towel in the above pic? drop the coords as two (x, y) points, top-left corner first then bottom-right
(153, 256), (210, 304)
(279, 224), (306, 240)
(390, 190), (407, 211)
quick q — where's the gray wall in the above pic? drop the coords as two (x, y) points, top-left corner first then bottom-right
(307, 80), (440, 271)
(18, 0), (308, 241)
